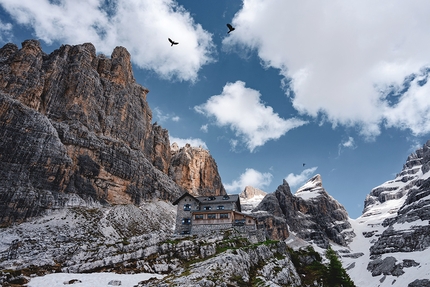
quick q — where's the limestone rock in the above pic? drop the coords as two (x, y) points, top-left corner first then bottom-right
(240, 186), (267, 199)
(169, 143), (225, 196)
(239, 186), (267, 212)
(253, 175), (354, 246)
(0, 40), (184, 226)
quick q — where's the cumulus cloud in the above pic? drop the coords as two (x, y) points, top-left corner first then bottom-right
(170, 136), (208, 149)
(224, 0), (430, 138)
(224, 168), (272, 193)
(194, 81), (307, 152)
(285, 167), (318, 188)
(0, 0), (215, 81)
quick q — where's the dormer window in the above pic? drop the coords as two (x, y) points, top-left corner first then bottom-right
(217, 205), (224, 210)
(222, 195), (230, 200)
(203, 206), (211, 211)
(208, 196), (216, 201)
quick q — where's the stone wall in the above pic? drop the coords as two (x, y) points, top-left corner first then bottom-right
(174, 195), (199, 234)
(192, 223), (233, 234)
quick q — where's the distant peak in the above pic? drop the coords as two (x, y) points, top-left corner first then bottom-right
(240, 186), (267, 199)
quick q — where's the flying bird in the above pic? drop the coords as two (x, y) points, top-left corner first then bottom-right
(303, 163), (306, 167)
(168, 38), (178, 46)
(226, 23), (235, 33)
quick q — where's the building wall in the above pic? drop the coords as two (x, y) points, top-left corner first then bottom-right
(174, 195), (199, 234)
(198, 201), (236, 212)
(192, 210), (233, 225)
(192, 223), (233, 234)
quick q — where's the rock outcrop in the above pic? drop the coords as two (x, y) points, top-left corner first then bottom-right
(344, 140), (430, 287)
(169, 143), (225, 197)
(362, 140), (430, 257)
(0, 40), (223, 226)
(254, 175), (354, 247)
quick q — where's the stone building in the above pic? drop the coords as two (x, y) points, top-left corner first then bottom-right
(173, 192), (258, 235)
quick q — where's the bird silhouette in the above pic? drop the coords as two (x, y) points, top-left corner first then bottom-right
(226, 23), (235, 33)
(168, 38), (179, 46)
(303, 163), (306, 167)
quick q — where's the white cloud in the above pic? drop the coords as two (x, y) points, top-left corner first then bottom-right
(342, 137), (355, 149)
(194, 81), (307, 152)
(224, 168), (272, 193)
(338, 136), (356, 156)
(383, 69), (430, 135)
(0, 0), (215, 81)
(200, 124), (208, 133)
(172, 116), (180, 122)
(0, 19), (12, 43)
(285, 167), (318, 188)
(224, 0), (430, 138)
(169, 136), (207, 149)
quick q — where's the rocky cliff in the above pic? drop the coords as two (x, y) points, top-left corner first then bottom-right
(0, 40), (224, 226)
(253, 175), (354, 248)
(344, 140), (430, 287)
(169, 142), (225, 197)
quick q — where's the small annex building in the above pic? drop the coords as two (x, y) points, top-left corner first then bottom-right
(173, 192), (258, 235)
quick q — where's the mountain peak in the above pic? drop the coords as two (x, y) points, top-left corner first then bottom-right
(294, 173), (324, 200)
(240, 186), (267, 200)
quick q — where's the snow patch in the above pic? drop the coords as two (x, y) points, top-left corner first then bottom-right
(27, 272), (164, 287)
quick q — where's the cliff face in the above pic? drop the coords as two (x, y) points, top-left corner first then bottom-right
(0, 40), (223, 226)
(169, 143), (226, 197)
(344, 140), (430, 287)
(254, 175), (354, 247)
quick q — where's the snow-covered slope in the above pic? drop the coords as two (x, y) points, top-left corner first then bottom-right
(343, 140), (430, 286)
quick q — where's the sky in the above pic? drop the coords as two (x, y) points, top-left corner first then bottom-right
(1, 0), (430, 219)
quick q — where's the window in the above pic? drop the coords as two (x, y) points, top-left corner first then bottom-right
(248, 219), (251, 223)
(182, 218), (191, 225)
(183, 204), (191, 211)
(208, 196), (216, 201)
(222, 195), (230, 200)
(203, 206), (211, 211)
(217, 205), (224, 210)
(220, 213), (229, 219)
(207, 214), (216, 219)
(195, 214), (204, 220)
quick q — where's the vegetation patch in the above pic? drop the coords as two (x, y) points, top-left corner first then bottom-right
(289, 246), (356, 287)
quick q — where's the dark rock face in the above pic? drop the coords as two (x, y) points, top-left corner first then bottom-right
(1, 40), (217, 226)
(408, 279), (430, 287)
(367, 256), (404, 277)
(367, 141), (430, 256)
(254, 176), (353, 247)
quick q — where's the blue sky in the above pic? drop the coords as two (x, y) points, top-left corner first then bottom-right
(1, 0), (430, 218)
